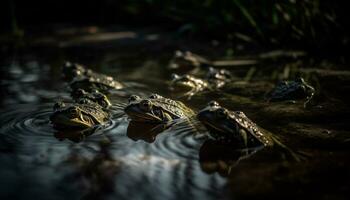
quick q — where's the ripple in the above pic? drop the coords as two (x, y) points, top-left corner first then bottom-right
(0, 104), (54, 138)
(152, 120), (208, 160)
(0, 103), (117, 145)
(103, 118), (227, 200)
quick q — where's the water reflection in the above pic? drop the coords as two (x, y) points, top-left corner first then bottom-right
(127, 121), (170, 143)
(199, 140), (263, 176)
(54, 128), (97, 143)
(60, 141), (119, 200)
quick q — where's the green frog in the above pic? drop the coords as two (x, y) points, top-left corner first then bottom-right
(62, 62), (87, 81)
(206, 67), (232, 89)
(70, 76), (123, 93)
(71, 89), (111, 109)
(267, 77), (315, 104)
(169, 67), (232, 98)
(170, 74), (209, 99)
(50, 101), (110, 129)
(197, 101), (302, 160)
(124, 94), (195, 123)
(63, 62), (123, 92)
(62, 62), (113, 81)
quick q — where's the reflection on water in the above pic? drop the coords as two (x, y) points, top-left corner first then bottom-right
(127, 121), (170, 143)
(199, 140), (263, 176)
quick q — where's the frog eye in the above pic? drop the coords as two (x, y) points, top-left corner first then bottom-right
(64, 61), (72, 67)
(150, 94), (161, 99)
(68, 107), (79, 117)
(216, 108), (228, 118)
(53, 102), (65, 111)
(175, 50), (183, 57)
(208, 101), (219, 107)
(129, 95), (140, 102)
(75, 89), (86, 95)
(91, 89), (99, 93)
(140, 100), (152, 111)
(78, 98), (89, 104)
(171, 73), (180, 80)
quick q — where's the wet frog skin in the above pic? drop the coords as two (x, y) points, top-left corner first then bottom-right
(267, 77), (315, 103)
(63, 62), (114, 82)
(169, 67), (232, 99)
(197, 101), (304, 161)
(170, 74), (209, 99)
(69, 76), (123, 92)
(206, 67), (232, 89)
(71, 88), (111, 109)
(63, 62), (123, 92)
(50, 101), (110, 129)
(124, 94), (195, 123)
(197, 101), (270, 147)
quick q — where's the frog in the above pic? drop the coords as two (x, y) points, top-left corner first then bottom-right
(69, 76), (123, 93)
(124, 94), (195, 123)
(168, 50), (211, 72)
(62, 62), (113, 81)
(197, 101), (303, 160)
(266, 77), (315, 105)
(205, 67), (232, 89)
(63, 62), (123, 92)
(170, 73), (209, 99)
(169, 66), (232, 99)
(50, 101), (110, 129)
(62, 62), (88, 81)
(71, 88), (111, 109)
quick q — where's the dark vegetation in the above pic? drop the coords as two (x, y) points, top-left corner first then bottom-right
(2, 0), (349, 53)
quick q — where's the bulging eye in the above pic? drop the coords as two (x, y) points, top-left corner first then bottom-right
(75, 89), (85, 95)
(208, 101), (219, 107)
(171, 73), (179, 80)
(140, 100), (152, 111)
(78, 99), (89, 104)
(53, 102), (65, 111)
(68, 107), (79, 117)
(91, 89), (99, 93)
(175, 50), (183, 57)
(128, 95), (140, 102)
(64, 61), (72, 67)
(216, 108), (228, 118)
(149, 94), (160, 99)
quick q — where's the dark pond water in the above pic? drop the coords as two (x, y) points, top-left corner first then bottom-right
(1, 32), (350, 200)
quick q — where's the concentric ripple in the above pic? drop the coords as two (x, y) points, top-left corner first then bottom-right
(152, 119), (208, 160)
(0, 103), (117, 145)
